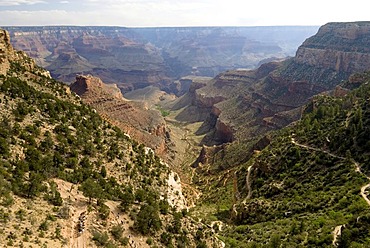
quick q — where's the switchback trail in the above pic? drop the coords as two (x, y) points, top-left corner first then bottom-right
(290, 136), (370, 207)
(291, 136), (345, 160)
(290, 135), (370, 246)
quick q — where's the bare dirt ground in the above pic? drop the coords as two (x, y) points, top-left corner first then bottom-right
(54, 178), (90, 248)
(332, 225), (344, 246)
(54, 178), (151, 248)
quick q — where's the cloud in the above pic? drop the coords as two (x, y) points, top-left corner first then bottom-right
(0, 0), (46, 6)
(0, 0), (368, 27)
(0, 10), (93, 26)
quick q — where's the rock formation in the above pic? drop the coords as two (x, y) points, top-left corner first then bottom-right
(0, 29), (13, 75)
(0, 29), (50, 78)
(70, 74), (169, 156)
(4, 26), (318, 93)
(181, 22), (370, 148)
(5, 27), (169, 92)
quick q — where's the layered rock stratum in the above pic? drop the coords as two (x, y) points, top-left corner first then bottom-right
(179, 22), (370, 147)
(3, 26), (318, 94)
(70, 74), (169, 156)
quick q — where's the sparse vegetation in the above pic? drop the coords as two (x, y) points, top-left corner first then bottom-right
(217, 72), (370, 247)
(156, 104), (171, 117)
(0, 33), (220, 248)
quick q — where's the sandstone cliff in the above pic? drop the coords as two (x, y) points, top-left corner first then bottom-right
(5, 26), (169, 92)
(0, 29), (51, 78)
(70, 74), (169, 156)
(186, 22), (370, 147)
(4, 26), (318, 94)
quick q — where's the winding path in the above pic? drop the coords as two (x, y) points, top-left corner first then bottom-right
(332, 225), (344, 246)
(54, 179), (89, 248)
(290, 135), (370, 246)
(291, 137), (345, 160)
(246, 165), (253, 200)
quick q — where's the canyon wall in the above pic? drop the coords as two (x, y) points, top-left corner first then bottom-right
(3, 26), (318, 94)
(281, 22), (370, 88)
(5, 26), (169, 92)
(186, 22), (370, 145)
(70, 74), (169, 156)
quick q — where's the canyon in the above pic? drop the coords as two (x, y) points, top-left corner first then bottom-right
(0, 29), (222, 248)
(3, 26), (318, 94)
(177, 22), (370, 148)
(1, 21), (370, 247)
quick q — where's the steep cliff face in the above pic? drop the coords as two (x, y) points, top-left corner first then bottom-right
(5, 27), (169, 91)
(0, 29), (51, 78)
(282, 22), (370, 87)
(4, 26), (318, 94)
(186, 22), (370, 147)
(70, 74), (170, 156)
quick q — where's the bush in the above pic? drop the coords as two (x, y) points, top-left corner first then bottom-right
(38, 220), (49, 231)
(98, 204), (110, 220)
(134, 204), (162, 235)
(110, 224), (123, 240)
(146, 237), (153, 245)
(92, 230), (109, 246)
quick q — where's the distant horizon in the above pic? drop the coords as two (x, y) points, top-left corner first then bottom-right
(1, 24), (322, 28)
(0, 0), (368, 27)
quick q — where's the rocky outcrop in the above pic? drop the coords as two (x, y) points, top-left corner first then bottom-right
(0, 29), (51, 78)
(192, 144), (227, 167)
(4, 26), (318, 93)
(183, 22), (370, 147)
(0, 30), (13, 75)
(70, 75), (169, 155)
(71, 74), (123, 99)
(71, 74), (104, 96)
(214, 119), (234, 143)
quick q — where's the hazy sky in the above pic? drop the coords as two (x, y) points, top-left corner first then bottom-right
(0, 0), (368, 27)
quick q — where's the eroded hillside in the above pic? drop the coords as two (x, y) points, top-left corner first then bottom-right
(69, 74), (170, 157)
(3, 26), (318, 94)
(174, 22), (370, 157)
(164, 22), (370, 247)
(0, 29), (221, 248)
(224, 72), (370, 247)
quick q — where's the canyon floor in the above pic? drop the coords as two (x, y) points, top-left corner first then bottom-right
(125, 86), (205, 203)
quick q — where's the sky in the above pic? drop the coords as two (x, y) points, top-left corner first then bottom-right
(0, 0), (368, 27)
